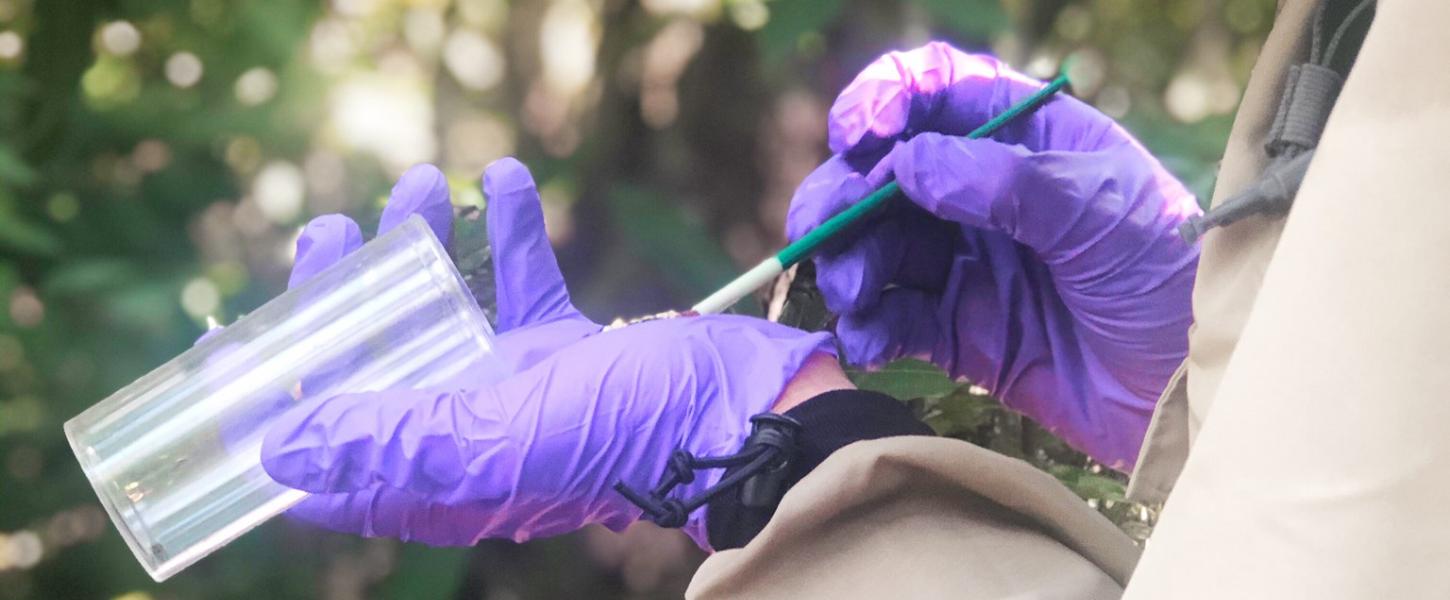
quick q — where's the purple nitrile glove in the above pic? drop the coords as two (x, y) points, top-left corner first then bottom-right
(787, 42), (1201, 471)
(262, 158), (834, 549)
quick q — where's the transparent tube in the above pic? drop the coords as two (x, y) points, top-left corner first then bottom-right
(64, 216), (503, 582)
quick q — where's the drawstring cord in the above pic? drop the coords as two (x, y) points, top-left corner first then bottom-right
(613, 413), (800, 528)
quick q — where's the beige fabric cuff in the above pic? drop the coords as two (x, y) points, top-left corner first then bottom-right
(688, 436), (1139, 599)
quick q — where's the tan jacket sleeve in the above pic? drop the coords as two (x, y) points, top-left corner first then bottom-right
(1128, 0), (1319, 504)
(688, 436), (1140, 599)
(1125, 0), (1450, 597)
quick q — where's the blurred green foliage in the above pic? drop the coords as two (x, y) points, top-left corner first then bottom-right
(0, 0), (1271, 597)
(851, 358), (1156, 542)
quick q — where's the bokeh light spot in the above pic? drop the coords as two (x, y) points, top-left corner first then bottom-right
(252, 161), (306, 224)
(640, 20), (703, 128)
(205, 261), (249, 296)
(1096, 85), (1132, 119)
(234, 67), (278, 106)
(0, 397), (43, 436)
(1064, 49), (1106, 97)
(444, 114), (514, 174)
(1054, 5), (1093, 41)
(728, 1), (768, 31)
(456, 0), (508, 30)
(81, 57), (141, 107)
(403, 8), (446, 55)
(132, 139), (172, 173)
(540, 0), (599, 95)
(444, 29), (504, 91)
(641, 0), (716, 18)
(1025, 52), (1059, 80)
(309, 18), (356, 73)
(539, 180), (576, 246)
(8, 286), (42, 328)
(99, 21), (141, 56)
(332, 0), (381, 18)
(224, 135), (262, 174)
(46, 192), (79, 222)
(328, 74), (437, 173)
(165, 52), (204, 88)
(180, 278), (221, 319)
(0, 31), (22, 60)
(9, 532), (41, 569)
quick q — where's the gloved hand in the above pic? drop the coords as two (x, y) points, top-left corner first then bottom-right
(787, 42), (1201, 470)
(263, 159), (834, 548)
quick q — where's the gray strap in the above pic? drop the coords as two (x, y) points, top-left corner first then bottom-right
(1265, 63), (1343, 157)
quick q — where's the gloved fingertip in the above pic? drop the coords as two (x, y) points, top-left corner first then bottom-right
(827, 56), (912, 155)
(828, 41), (994, 157)
(481, 157), (537, 202)
(481, 157), (588, 332)
(834, 314), (893, 368)
(786, 159), (876, 245)
(812, 252), (872, 315)
(810, 211), (906, 315)
(289, 214), (363, 289)
(380, 164), (453, 246)
(888, 134), (1029, 231)
(259, 409), (326, 493)
(837, 288), (943, 369)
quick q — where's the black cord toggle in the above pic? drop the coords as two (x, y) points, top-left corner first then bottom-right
(613, 413), (801, 529)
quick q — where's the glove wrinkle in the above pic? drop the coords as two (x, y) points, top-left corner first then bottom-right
(791, 42), (1197, 468)
(266, 159), (841, 548)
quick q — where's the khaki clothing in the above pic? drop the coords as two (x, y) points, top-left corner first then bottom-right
(1126, 0), (1321, 505)
(688, 437), (1139, 599)
(693, 0), (1450, 596)
(1126, 0), (1450, 595)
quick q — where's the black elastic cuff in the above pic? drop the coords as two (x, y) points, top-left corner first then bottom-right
(705, 388), (934, 550)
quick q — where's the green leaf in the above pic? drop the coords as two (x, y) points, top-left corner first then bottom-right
(105, 282), (179, 334)
(0, 202), (61, 257)
(0, 396), (48, 436)
(43, 258), (141, 296)
(0, 262), (15, 329)
(608, 184), (752, 312)
(912, 0), (1009, 39)
(0, 145), (38, 187)
(927, 389), (999, 434)
(849, 358), (959, 400)
(377, 545), (468, 599)
(758, 0), (843, 64)
(1050, 466), (1127, 503)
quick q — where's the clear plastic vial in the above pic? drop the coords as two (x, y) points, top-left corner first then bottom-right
(65, 216), (504, 581)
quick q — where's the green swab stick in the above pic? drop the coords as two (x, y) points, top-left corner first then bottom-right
(691, 73), (1071, 315)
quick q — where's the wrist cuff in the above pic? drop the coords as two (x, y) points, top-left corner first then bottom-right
(705, 388), (933, 550)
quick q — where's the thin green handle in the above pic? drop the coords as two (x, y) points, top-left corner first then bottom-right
(775, 73), (1071, 269)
